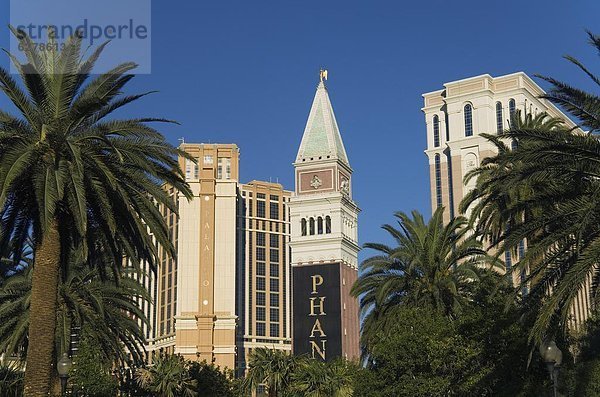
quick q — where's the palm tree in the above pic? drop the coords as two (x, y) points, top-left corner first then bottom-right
(243, 348), (299, 396)
(351, 208), (497, 357)
(291, 359), (356, 397)
(0, 28), (192, 394)
(0, 261), (149, 366)
(460, 32), (600, 342)
(136, 355), (197, 397)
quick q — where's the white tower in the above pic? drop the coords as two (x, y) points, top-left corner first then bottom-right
(289, 72), (360, 361)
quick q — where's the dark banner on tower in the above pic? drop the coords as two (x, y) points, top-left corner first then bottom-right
(292, 263), (342, 361)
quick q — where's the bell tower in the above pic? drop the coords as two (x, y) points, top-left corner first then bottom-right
(289, 71), (360, 361)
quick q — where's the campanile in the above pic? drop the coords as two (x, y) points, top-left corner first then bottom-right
(289, 71), (360, 361)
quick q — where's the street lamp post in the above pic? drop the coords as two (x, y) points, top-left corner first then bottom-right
(57, 352), (73, 396)
(540, 340), (563, 397)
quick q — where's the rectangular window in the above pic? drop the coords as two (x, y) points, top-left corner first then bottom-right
(270, 308), (279, 322)
(257, 201), (266, 218)
(256, 247), (266, 261)
(217, 158), (223, 179)
(270, 249), (279, 263)
(518, 240), (526, 260)
(185, 159), (194, 180)
(257, 193), (266, 199)
(217, 157), (231, 179)
(270, 278), (279, 292)
(256, 292), (266, 306)
(270, 234), (279, 248)
(270, 324), (280, 338)
(256, 307), (266, 321)
(257, 277), (266, 291)
(270, 263), (279, 277)
(270, 293), (279, 307)
(257, 232), (266, 247)
(257, 262), (266, 276)
(270, 195), (279, 201)
(505, 250), (512, 271)
(225, 157), (231, 179)
(256, 322), (266, 336)
(435, 155), (442, 208)
(270, 202), (279, 220)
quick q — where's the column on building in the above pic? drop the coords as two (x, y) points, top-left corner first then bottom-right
(173, 144), (239, 369)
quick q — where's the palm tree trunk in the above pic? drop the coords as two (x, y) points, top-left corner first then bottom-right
(23, 219), (61, 396)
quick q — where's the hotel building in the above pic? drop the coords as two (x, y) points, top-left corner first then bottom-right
(143, 75), (360, 369)
(144, 145), (295, 369)
(422, 72), (591, 329)
(237, 181), (292, 374)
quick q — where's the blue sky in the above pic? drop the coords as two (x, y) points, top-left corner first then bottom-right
(0, 0), (598, 260)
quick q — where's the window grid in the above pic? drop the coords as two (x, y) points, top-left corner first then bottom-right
(464, 104), (473, 137)
(270, 293), (279, 308)
(496, 102), (503, 133)
(434, 154), (442, 208)
(257, 201), (266, 218)
(270, 202), (279, 220)
(270, 323), (280, 338)
(508, 98), (516, 127)
(433, 115), (440, 147)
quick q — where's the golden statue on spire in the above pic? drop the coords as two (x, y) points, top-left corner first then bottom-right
(320, 68), (328, 82)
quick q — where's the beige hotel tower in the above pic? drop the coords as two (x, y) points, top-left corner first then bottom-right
(422, 72), (591, 328)
(144, 144), (293, 369)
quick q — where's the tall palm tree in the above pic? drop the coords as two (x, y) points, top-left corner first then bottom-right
(0, 28), (192, 394)
(243, 347), (299, 396)
(135, 355), (197, 397)
(0, 261), (150, 366)
(291, 359), (356, 397)
(460, 32), (600, 342)
(351, 208), (497, 357)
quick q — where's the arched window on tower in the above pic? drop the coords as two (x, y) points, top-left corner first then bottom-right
(508, 98), (516, 126)
(433, 115), (440, 147)
(317, 217), (323, 234)
(325, 216), (331, 234)
(464, 104), (473, 137)
(434, 154), (442, 208)
(496, 102), (503, 133)
(301, 218), (307, 236)
(309, 217), (315, 235)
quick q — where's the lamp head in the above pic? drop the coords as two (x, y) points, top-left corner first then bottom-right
(541, 340), (563, 366)
(57, 352), (73, 377)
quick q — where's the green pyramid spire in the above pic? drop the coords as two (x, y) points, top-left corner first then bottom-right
(296, 80), (349, 166)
